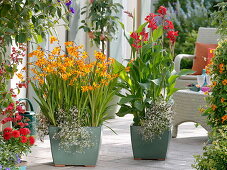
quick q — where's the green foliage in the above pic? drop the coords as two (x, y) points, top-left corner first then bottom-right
(80, 0), (123, 53)
(154, 0), (223, 12)
(212, 2), (227, 38)
(168, 0), (211, 57)
(116, 10), (193, 126)
(0, 0), (69, 53)
(0, 135), (32, 169)
(203, 39), (227, 127)
(30, 42), (122, 127)
(192, 125), (227, 170)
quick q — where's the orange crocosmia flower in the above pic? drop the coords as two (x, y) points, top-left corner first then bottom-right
(211, 104), (217, 111)
(52, 47), (61, 55)
(50, 36), (58, 44)
(95, 51), (106, 61)
(221, 98), (225, 103)
(221, 115), (227, 123)
(64, 41), (74, 46)
(199, 108), (205, 113)
(125, 66), (130, 72)
(16, 73), (24, 80)
(81, 86), (93, 92)
(222, 79), (227, 85)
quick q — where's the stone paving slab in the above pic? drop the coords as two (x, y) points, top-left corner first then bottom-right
(25, 115), (207, 170)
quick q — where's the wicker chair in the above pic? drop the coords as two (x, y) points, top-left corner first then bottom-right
(174, 27), (220, 89)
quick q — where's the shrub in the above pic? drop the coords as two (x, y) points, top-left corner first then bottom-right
(192, 126), (227, 170)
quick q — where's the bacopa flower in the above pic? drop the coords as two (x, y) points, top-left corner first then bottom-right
(19, 128), (30, 136)
(20, 136), (27, 143)
(12, 130), (20, 138)
(157, 6), (167, 16)
(166, 30), (179, 43)
(29, 136), (35, 145)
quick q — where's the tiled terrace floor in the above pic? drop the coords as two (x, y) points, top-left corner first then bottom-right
(25, 115), (208, 170)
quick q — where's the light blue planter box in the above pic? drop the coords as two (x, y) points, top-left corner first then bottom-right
(19, 166), (26, 170)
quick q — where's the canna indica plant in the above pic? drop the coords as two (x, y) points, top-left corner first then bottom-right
(116, 6), (193, 140)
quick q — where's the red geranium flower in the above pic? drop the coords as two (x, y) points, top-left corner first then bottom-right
(28, 136), (35, 145)
(20, 136), (27, 143)
(3, 127), (13, 133)
(3, 132), (12, 140)
(12, 130), (20, 138)
(16, 105), (25, 113)
(19, 128), (31, 136)
(17, 122), (25, 127)
(157, 6), (167, 16)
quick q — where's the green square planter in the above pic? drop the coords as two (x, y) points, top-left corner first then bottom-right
(48, 126), (101, 166)
(130, 125), (171, 160)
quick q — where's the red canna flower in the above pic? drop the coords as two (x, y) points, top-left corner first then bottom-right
(157, 6), (167, 16)
(140, 29), (149, 42)
(166, 30), (179, 43)
(164, 20), (174, 30)
(145, 13), (158, 30)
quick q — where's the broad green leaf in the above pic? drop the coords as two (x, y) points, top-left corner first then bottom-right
(178, 69), (195, 76)
(151, 78), (161, 85)
(116, 105), (132, 117)
(136, 22), (148, 33)
(118, 96), (136, 105)
(152, 26), (163, 42)
(134, 100), (143, 111)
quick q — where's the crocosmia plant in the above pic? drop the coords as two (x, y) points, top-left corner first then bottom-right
(117, 6), (193, 140)
(30, 37), (120, 150)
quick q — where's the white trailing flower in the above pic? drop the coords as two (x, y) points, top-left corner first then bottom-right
(140, 99), (174, 141)
(53, 107), (93, 153)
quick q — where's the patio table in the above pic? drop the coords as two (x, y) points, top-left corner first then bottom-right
(172, 89), (211, 138)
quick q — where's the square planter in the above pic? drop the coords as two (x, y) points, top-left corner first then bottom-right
(130, 125), (171, 160)
(48, 126), (101, 166)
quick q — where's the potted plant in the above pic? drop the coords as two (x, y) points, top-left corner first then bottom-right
(29, 38), (120, 166)
(116, 6), (193, 160)
(80, 0), (123, 118)
(0, 45), (35, 169)
(80, 0), (123, 55)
